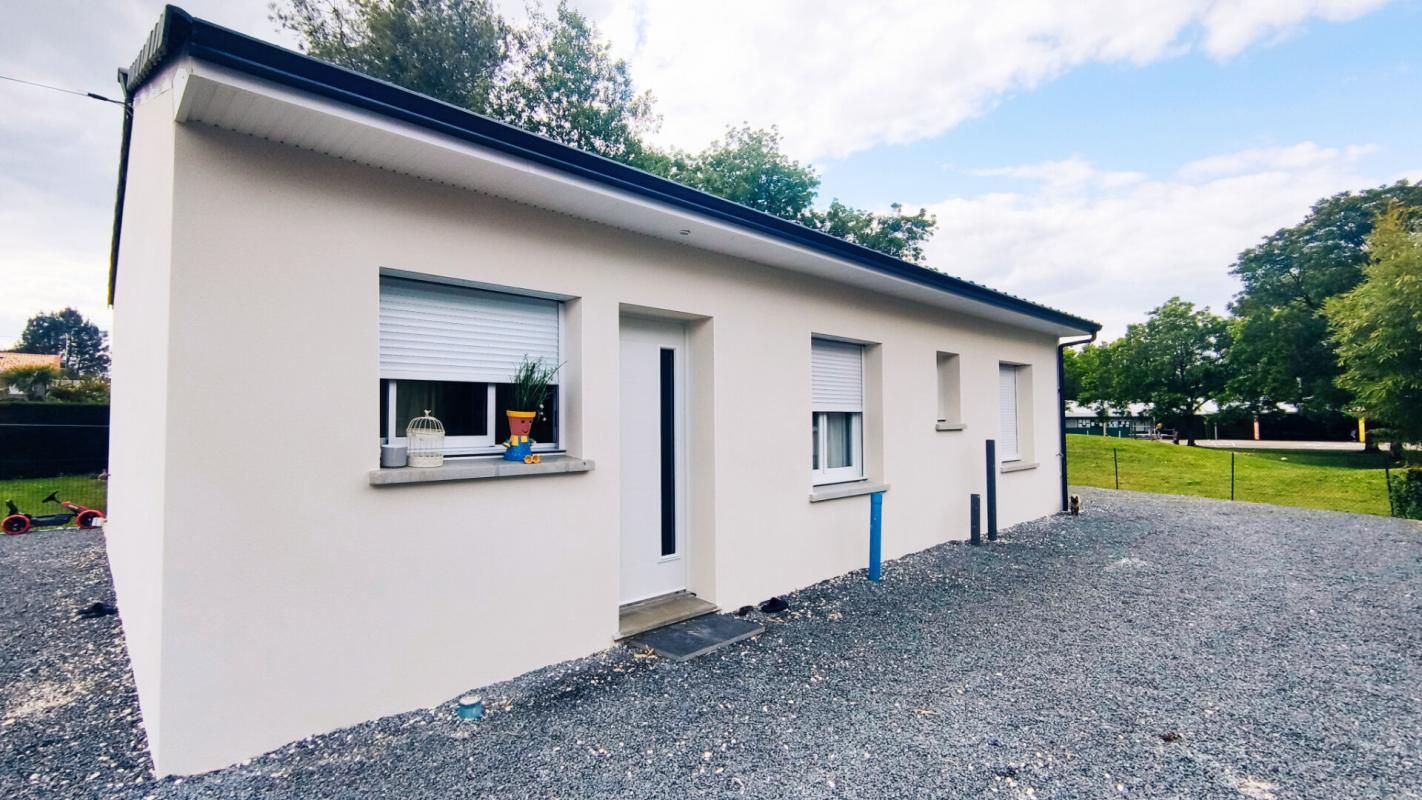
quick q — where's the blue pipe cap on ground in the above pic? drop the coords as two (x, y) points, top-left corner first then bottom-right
(456, 695), (485, 721)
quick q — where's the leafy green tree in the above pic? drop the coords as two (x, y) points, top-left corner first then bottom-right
(1325, 204), (1422, 447)
(13, 308), (110, 377)
(1070, 341), (1129, 423)
(1115, 298), (1230, 444)
(491, 2), (657, 163)
(807, 200), (937, 263)
(46, 377), (111, 404)
(648, 126), (938, 261)
(659, 126), (818, 220)
(1, 365), (62, 400)
(273, 1), (938, 260)
(1228, 181), (1422, 416)
(272, 0), (508, 112)
(1061, 345), (1083, 402)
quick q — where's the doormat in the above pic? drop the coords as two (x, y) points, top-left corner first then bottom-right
(628, 613), (764, 662)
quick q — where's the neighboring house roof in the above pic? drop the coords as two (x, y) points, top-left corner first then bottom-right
(110, 5), (1100, 337)
(0, 352), (62, 373)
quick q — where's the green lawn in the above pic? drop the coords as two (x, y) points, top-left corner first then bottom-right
(0, 474), (107, 523)
(1067, 435), (1397, 516)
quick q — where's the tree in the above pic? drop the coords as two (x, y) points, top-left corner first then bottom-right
(1071, 341), (1129, 423)
(1325, 204), (1422, 447)
(491, 2), (658, 163)
(1061, 345), (1083, 403)
(273, 0), (939, 260)
(1114, 298), (1230, 444)
(648, 126), (938, 261)
(13, 308), (110, 377)
(272, 0), (508, 113)
(807, 200), (938, 263)
(660, 126), (819, 220)
(1228, 181), (1422, 416)
(1, 365), (61, 401)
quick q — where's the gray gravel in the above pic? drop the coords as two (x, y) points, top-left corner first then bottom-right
(0, 528), (148, 799)
(5, 489), (1422, 799)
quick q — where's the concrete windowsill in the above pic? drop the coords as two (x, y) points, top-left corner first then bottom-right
(809, 481), (890, 503)
(935, 421), (967, 432)
(369, 455), (595, 486)
(1000, 461), (1039, 474)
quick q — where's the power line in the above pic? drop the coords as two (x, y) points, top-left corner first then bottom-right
(0, 74), (125, 105)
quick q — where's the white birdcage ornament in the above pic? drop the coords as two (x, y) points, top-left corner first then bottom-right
(406, 409), (445, 468)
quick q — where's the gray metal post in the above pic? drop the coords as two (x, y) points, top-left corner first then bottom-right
(970, 493), (982, 546)
(986, 439), (998, 541)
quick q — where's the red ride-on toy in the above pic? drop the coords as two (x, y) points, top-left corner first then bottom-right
(2, 492), (105, 535)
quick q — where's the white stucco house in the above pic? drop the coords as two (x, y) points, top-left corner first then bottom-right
(105, 8), (1099, 776)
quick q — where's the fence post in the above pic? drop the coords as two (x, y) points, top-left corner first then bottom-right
(1230, 451), (1236, 501)
(985, 439), (998, 541)
(1383, 452), (1395, 517)
(970, 493), (982, 546)
(1112, 448), (1119, 490)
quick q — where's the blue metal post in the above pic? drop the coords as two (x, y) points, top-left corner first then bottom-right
(868, 491), (883, 582)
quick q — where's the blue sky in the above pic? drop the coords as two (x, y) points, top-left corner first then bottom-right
(2, 0), (1419, 344)
(820, 3), (1420, 207)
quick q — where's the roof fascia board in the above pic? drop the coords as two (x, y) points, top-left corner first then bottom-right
(126, 5), (1099, 335)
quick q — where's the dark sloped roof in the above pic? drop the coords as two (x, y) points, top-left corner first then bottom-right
(112, 5), (1099, 334)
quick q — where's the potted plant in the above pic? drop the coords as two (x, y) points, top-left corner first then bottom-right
(503, 356), (562, 462)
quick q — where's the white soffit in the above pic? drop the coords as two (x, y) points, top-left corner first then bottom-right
(168, 60), (1082, 337)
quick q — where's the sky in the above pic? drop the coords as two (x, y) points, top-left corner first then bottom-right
(1, 0), (1419, 345)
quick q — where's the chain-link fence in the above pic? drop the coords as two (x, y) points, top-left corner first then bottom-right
(0, 404), (108, 530)
(1069, 437), (1415, 519)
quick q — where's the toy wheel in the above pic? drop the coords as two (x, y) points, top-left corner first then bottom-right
(77, 510), (104, 529)
(3, 515), (30, 535)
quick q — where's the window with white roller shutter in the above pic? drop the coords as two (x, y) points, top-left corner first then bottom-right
(998, 364), (1021, 461)
(811, 338), (864, 485)
(379, 275), (561, 454)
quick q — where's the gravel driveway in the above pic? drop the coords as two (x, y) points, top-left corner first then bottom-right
(4, 488), (1420, 799)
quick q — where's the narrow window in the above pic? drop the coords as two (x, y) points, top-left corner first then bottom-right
(659, 347), (676, 557)
(937, 351), (961, 425)
(999, 364), (1021, 461)
(811, 338), (865, 485)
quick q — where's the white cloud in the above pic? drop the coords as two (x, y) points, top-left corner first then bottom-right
(594, 0), (1389, 160)
(920, 142), (1384, 338)
(1177, 142), (1377, 179)
(0, 0), (294, 346)
(972, 157), (1148, 194)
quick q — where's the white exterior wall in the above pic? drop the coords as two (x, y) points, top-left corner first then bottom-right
(109, 112), (1065, 775)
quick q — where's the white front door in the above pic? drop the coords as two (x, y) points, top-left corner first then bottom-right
(619, 317), (688, 604)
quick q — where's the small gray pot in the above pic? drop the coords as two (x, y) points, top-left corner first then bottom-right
(380, 444), (408, 468)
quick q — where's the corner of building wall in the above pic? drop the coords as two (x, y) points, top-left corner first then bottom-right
(105, 79), (183, 774)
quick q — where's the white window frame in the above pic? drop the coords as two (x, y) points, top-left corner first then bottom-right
(999, 363), (1022, 462)
(379, 275), (566, 458)
(811, 337), (866, 486)
(937, 351), (962, 425)
(384, 381), (497, 455)
(812, 410), (864, 485)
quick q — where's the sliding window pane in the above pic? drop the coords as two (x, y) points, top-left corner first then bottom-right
(394, 380), (488, 437)
(494, 384), (558, 445)
(825, 412), (853, 468)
